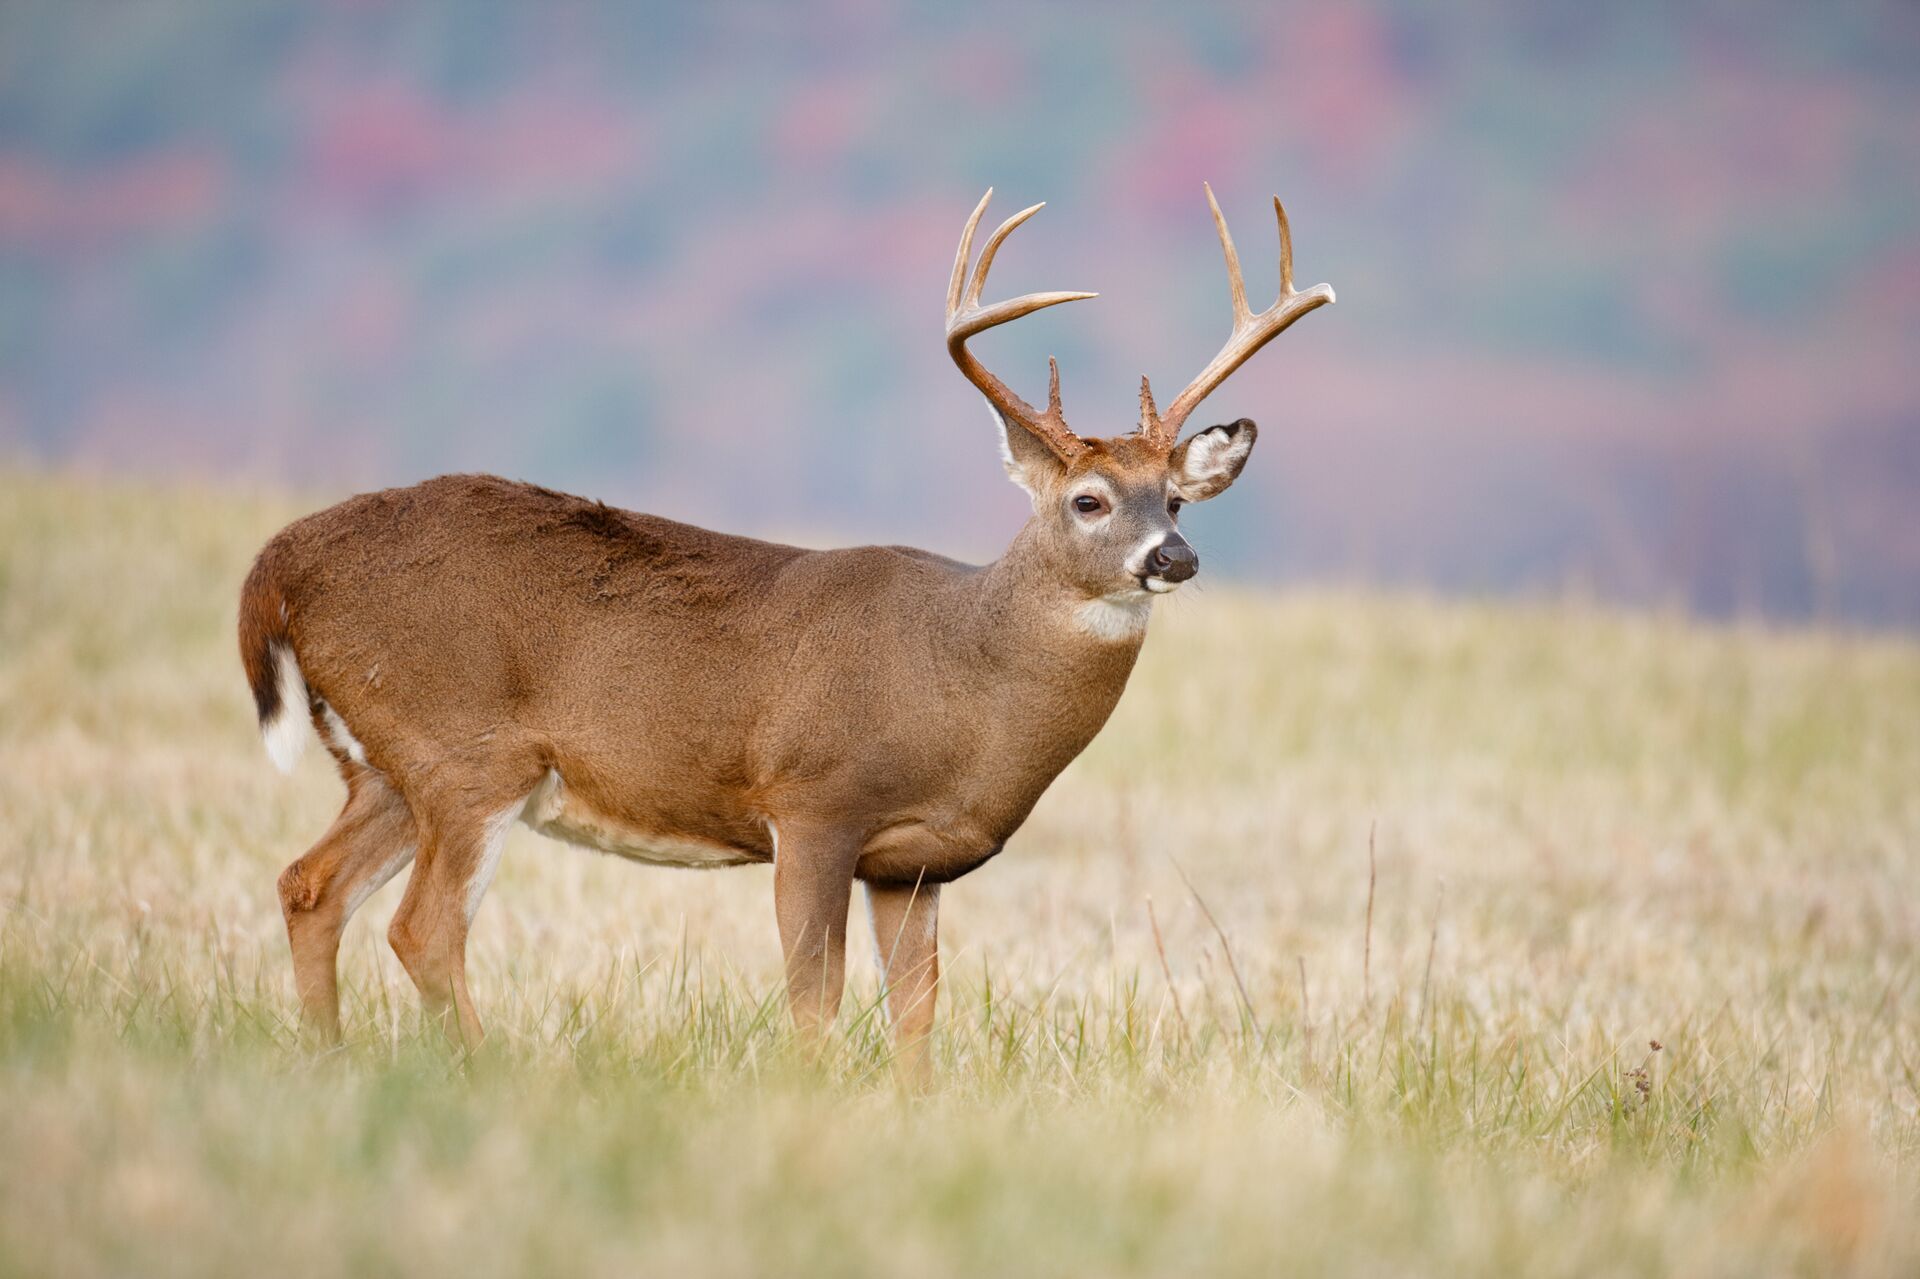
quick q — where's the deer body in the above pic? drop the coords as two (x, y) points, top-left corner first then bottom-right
(250, 473), (1141, 880)
(245, 187), (1331, 1063)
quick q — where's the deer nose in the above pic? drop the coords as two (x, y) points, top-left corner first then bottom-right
(1148, 536), (1199, 582)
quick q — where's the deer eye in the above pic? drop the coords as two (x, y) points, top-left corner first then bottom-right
(1072, 494), (1107, 515)
(1168, 497), (1185, 517)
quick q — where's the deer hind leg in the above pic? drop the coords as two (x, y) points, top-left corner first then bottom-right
(277, 770), (417, 1043)
(386, 787), (530, 1047)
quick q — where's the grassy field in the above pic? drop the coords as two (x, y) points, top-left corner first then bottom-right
(2, 467), (1918, 1277)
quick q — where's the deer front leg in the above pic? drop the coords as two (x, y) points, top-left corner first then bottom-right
(865, 879), (939, 1079)
(771, 823), (860, 1039)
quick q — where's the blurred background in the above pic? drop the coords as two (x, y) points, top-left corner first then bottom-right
(1, 1), (1915, 625)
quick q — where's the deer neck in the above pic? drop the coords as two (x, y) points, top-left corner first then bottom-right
(964, 518), (1151, 721)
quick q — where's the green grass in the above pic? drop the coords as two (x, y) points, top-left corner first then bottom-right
(2, 467), (1918, 1277)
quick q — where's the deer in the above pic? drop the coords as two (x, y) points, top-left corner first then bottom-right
(239, 184), (1333, 1068)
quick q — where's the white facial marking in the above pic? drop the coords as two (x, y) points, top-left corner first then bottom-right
(1122, 532), (1168, 579)
(1068, 479), (1118, 529)
(1143, 576), (1183, 594)
(261, 643), (309, 774)
(464, 801), (521, 922)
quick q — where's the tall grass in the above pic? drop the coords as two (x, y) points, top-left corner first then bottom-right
(2, 468), (1917, 1276)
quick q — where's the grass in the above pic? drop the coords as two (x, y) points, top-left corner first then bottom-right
(2, 466), (1918, 1277)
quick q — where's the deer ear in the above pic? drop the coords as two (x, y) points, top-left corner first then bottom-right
(988, 404), (1068, 495)
(1169, 419), (1257, 501)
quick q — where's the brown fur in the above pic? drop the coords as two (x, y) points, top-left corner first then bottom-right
(243, 187), (1330, 1062)
(244, 467), (1169, 1050)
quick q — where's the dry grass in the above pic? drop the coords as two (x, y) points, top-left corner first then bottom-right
(2, 467), (1918, 1277)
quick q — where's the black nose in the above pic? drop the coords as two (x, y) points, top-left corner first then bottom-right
(1148, 537), (1199, 582)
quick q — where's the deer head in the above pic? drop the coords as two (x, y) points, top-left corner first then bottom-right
(946, 185), (1334, 602)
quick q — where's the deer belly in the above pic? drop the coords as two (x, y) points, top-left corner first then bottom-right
(521, 769), (761, 868)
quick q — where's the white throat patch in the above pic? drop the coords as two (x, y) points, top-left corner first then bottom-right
(1072, 591), (1154, 642)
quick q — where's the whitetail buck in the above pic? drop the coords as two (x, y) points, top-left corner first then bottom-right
(241, 185), (1333, 1064)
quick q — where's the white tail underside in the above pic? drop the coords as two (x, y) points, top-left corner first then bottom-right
(261, 643), (310, 774)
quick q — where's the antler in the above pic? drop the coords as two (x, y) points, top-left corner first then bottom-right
(946, 189), (1097, 462)
(1139, 183), (1335, 450)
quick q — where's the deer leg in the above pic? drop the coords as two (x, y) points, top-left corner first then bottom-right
(865, 879), (940, 1079)
(277, 770), (416, 1043)
(386, 796), (521, 1047)
(771, 823), (861, 1039)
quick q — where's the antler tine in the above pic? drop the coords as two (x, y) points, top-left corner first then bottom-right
(1274, 194), (1295, 298)
(1204, 181), (1251, 327)
(952, 289), (1098, 335)
(945, 190), (1097, 461)
(1141, 185), (1335, 449)
(946, 188), (994, 320)
(965, 201), (1046, 310)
